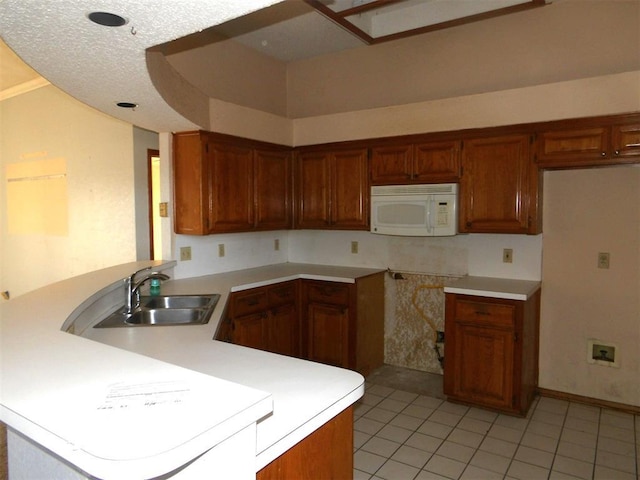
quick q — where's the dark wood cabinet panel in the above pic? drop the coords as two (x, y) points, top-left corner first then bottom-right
(220, 274), (384, 377)
(226, 282), (300, 357)
(255, 149), (292, 230)
(370, 144), (413, 184)
(296, 151), (331, 228)
(332, 149), (369, 229)
(233, 312), (265, 350)
(536, 127), (609, 166)
(209, 142), (255, 233)
(257, 407), (353, 480)
(459, 134), (538, 234)
(306, 302), (350, 368)
(295, 148), (369, 230)
(173, 131), (210, 235)
(612, 123), (640, 160)
(444, 291), (540, 416)
(536, 116), (640, 168)
(413, 140), (461, 183)
(371, 140), (460, 185)
(173, 131), (292, 235)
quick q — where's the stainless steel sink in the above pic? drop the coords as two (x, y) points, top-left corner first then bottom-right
(94, 294), (220, 328)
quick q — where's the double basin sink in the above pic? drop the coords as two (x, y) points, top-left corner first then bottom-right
(94, 294), (220, 328)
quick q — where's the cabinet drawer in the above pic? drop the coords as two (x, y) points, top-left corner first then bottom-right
(268, 281), (297, 307)
(232, 288), (268, 317)
(455, 300), (515, 327)
(306, 282), (350, 306)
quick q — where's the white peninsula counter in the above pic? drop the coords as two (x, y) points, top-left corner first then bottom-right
(1, 261), (382, 479)
(0, 262), (380, 479)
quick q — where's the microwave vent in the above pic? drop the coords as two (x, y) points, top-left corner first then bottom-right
(371, 183), (457, 196)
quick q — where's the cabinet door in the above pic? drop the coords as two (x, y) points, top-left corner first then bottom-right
(296, 151), (331, 228)
(451, 322), (515, 411)
(173, 131), (209, 235)
(536, 127), (609, 167)
(266, 304), (299, 357)
(413, 140), (461, 183)
(233, 312), (265, 350)
(255, 149), (292, 230)
(460, 134), (534, 234)
(332, 149), (369, 229)
(370, 144), (413, 184)
(612, 123), (640, 160)
(209, 142), (255, 232)
(307, 303), (349, 368)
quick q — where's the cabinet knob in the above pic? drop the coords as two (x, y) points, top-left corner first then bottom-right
(614, 150), (620, 156)
(601, 152), (607, 157)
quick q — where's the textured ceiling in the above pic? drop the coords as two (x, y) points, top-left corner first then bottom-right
(0, 0), (284, 132)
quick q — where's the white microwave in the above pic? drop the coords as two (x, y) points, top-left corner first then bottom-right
(370, 183), (458, 237)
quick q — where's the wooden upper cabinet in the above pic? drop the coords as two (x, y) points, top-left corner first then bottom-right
(209, 141), (255, 233)
(254, 149), (292, 230)
(460, 134), (539, 234)
(295, 147), (369, 230)
(536, 127), (610, 167)
(536, 115), (640, 168)
(612, 122), (640, 160)
(370, 140), (460, 185)
(332, 149), (369, 229)
(413, 140), (461, 183)
(173, 131), (210, 235)
(296, 151), (331, 228)
(173, 131), (292, 235)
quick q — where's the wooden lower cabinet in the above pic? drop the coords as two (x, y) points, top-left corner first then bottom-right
(257, 407), (353, 480)
(219, 273), (385, 377)
(226, 281), (300, 358)
(443, 290), (540, 416)
(301, 274), (384, 377)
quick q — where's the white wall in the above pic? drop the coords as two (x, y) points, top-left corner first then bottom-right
(0, 85), (137, 298)
(541, 166), (640, 406)
(133, 127), (159, 261)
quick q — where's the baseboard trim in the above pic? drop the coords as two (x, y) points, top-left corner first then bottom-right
(537, 387), (640, 415)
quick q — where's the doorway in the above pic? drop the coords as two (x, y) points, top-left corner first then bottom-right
(147, 149), (161, 260)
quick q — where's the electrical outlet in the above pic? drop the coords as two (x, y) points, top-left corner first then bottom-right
(274, 239), (280, 251)
(436, 331), (445, 343)
(218, 244), (225, 257)
(597, 252), (610, 269)
(351, 241), (359, 254)
(503, 248), (513, 263)
(180, 246), (191, 261)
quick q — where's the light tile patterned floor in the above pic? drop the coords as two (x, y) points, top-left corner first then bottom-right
(354, 380), (640, 480)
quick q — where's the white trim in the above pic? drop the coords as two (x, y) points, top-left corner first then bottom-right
(0, 77), (50, 101)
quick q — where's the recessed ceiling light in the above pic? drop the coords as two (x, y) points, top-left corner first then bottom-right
(116, 102), (138, 109)
(88, 11), (128, 27)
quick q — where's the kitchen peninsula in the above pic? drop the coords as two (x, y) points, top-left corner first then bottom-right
(1, 261), (384, 479)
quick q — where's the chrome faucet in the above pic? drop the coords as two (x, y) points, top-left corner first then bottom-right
(125, 268), (170, 313)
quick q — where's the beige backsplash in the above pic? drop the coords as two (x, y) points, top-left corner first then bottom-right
(384, 272), (462, 375)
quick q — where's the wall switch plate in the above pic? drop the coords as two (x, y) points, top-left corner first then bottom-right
(597, 252), (610, 269)
(274, 239), (280, 251)
(180, 246), (191, 261)
(158, 202), (168, 218)
(503, 248), (513, 263)
(218, 244), (225, 257)
(351, 241), (359, 254)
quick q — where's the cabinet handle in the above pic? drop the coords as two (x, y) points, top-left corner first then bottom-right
(601, 152), (607, 157)
(614, 150), (620, 156)
(475, 311), (490, 316)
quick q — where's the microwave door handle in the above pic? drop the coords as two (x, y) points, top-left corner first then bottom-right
(426, 195), (434, 232)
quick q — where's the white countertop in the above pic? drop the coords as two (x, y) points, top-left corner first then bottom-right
(443, 275), (541, 301)
(1, 261), (382, 478)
